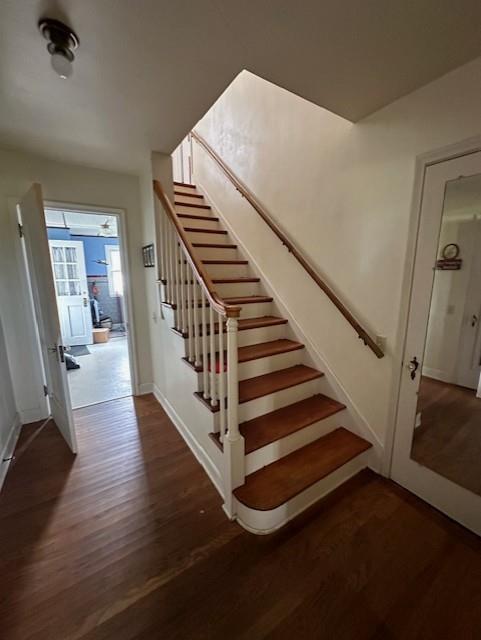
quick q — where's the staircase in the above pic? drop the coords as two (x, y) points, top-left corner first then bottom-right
(154, 179), (374, 534)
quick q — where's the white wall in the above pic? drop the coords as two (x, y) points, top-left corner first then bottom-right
(0, 313), (17, 458)
(0, 148), (151, 422)
(193, 58), (481, 448)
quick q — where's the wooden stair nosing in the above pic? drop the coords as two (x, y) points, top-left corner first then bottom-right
(192, 242), (237, 249)
(175, 201), (211, 210)
(202, 260), (248, 265)
(177, 213), (219, 222)
(172, 315), (288, 339)
(223, 295), (273, 305)
(233, 427), (372, 511)
(174, 191), (204, 199)
(183, 227), (228, 235)
(183, 339), (304, 373)
(240, 394), (346, 454)
(212, 277), (260, 284)
(174, 181), (196, 188)
(195, 364), (323, 413)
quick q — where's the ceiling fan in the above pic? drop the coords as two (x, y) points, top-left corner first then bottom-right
(97, 217), (115, 237)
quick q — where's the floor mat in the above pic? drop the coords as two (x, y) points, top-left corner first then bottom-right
(69, 345), (91, 357)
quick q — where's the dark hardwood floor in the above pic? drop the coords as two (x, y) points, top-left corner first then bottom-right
(1, 394), (480, 639)
(413, 376), (481, 496)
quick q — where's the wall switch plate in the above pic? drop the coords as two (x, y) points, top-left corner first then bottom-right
(376, 335), (387, 351)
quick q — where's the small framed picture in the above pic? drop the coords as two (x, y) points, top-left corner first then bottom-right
(142, 244), (155, 267)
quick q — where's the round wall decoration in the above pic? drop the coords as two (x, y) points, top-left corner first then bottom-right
(442, 243), (460, 260)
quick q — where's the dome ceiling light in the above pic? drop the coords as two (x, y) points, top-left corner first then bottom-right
(38, 18), (79, 79)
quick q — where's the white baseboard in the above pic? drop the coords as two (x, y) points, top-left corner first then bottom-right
(18, 407), (49, 425)
(0, 413), (22, 492)
(422, 367), (453, 384)
(151, 384), (224, 499)
(137, 382), (154, 395)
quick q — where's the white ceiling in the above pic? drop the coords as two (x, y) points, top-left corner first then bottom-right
(1, 0), (481, 174)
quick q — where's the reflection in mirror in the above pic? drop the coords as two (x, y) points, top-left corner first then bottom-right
(411, 173), (481, 497)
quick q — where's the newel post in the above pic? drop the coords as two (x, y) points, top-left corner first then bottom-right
(223, 313), (245, 519)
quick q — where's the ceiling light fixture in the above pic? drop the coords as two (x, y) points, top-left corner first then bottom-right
(38, 18), (79, 79)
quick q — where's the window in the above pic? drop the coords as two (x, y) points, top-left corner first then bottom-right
(105, 245), (123, 296)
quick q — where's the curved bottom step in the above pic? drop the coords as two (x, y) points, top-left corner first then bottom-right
(233, 428), (372, 534)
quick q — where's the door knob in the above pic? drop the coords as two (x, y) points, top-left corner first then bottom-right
(471, 314), (478, 327)
(407, 356), (420, 380)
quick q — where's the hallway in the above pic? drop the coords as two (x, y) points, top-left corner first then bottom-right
(0, 395), (480, 639)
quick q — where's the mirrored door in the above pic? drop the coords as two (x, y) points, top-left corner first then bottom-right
(392, 151), (481, 536)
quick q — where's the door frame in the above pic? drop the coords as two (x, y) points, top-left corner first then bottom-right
(385, 135), (481, 477)
(386, 137), (481, 534)
(43, 201), (140, 397)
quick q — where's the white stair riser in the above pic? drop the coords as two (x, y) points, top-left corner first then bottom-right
(245, 411), (345, 475)
(237, 302), (274, 319)
(179, 217), (221, 230)
(180, 324), (287, 358)
(214, 282), (261, 298)
(193, 246), (239, 260)
(175, 203), (213, 215)
(237, 325), (286, 347)
(234, 452), (370, 534)
(203, 263), (250, 279)
(185, 230), (231, 245)
(237, 349), (304, 381)
(239, 378), (321, 422)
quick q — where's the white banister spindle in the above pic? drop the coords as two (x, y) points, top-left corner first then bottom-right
(167, 222), (174, 304)
(170, 226), (177, 310)
(186, 263), (194, 362)
(218, 311), (226, 441)
(223, 315), (244, 518)
(201, 291), (209, 399)
(158, 206), (166, 283)
(209, 305), (218, 409)
(193, 281), (200, 367)
(179, 250), (186, 334)
(173, 242), (181, 330)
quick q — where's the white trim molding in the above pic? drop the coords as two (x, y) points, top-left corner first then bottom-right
(0, 413), (22, 492)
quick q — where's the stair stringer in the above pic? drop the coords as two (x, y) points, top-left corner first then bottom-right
(194, 179), (383, 472)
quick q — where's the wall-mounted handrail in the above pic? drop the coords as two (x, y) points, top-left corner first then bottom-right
(191, 130), (384, 358)
(153, 179), (240, 318)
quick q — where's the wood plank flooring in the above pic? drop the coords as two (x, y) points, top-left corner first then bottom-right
(413, 376), (481, 496)
(0, 394), (480, 639)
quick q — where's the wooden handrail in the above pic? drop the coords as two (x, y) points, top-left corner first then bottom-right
(153, 179), (241, 318)
(191, 130), (384, 358)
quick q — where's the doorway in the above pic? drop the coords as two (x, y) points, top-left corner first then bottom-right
(392, 149), (481, 536)
(45, 208), (133, 409)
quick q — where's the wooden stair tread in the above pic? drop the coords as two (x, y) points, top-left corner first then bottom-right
(240, 394), (345, 454)
(239, 365), (323, 404)
(223, 295), (273, 305)
(187, 339), (304, 373)
(174, 181), (196, 188)
(212, 277), (260, 284)
(175, 201), (211, 210)
(202, 260), (248, 265)
(174, 315), (288, 339)
(177, 213), (219, 222)
(234, 428), (372, 510)
(184, 227), (227, 234)
(192, 242), (237, 249)
(174, 191), (203, 199)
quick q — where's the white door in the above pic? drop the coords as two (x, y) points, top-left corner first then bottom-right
(49, 239), (93, 346)
(455, 220), (481, 389)
(18, 184), (78, 453)
(392, 152), (481, 536)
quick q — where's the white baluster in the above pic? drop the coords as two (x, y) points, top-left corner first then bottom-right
(193, 280), (200, 367)
(209, 305), (218, 408)
(173, 242), (181, 330)
(218, 311), (226, 442)
(201, 291), (209, 399)
(223, 315), (244, 519)
(186, 263), (194, 363)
